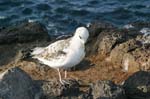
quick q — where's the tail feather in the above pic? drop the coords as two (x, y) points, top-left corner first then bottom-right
(31, 47), (45, 55)
(20, 48), (32, 60)
(21, 47), (45, 60)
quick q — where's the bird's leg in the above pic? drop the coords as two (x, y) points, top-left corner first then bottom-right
(62, 70), (70, 84)
(65, 70), (67, 79)
(57, 68), (64, 84)
(57, 69), (70, 85)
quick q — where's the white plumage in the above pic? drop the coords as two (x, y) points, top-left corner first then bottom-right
(31, 27), (89, 84)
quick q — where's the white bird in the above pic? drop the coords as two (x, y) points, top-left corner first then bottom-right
(31, 27), (89, 84)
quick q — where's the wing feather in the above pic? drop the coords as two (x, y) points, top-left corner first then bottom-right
(32, 38), (71, 62)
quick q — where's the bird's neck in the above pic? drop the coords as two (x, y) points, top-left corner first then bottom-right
(72, 35), (83, 43)
(70, 36), (84, 50)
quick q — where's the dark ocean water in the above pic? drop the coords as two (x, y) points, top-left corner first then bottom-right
(0, 0), (150, 36)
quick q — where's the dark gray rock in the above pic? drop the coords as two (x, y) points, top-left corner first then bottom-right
(86, 21), (136, 56)
(86, 21), (149, 72)
(40, 79), (80, 99)
(0, 22), (50, 44)
(88, 21), (114, 39)
(91, 29), (125, 57)
(0, 22), (51, 66)
(90, 80), (126, 99)
(123, 71), (150, 99)
(0, 67), (37, 99)
(86, 21), (115, 56)
(109, 22), (150, 72)
(78, 87), (93, 99)
(109, 39), (142, 71)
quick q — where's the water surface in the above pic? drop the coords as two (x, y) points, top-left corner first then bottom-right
(0, 0), (150, 36)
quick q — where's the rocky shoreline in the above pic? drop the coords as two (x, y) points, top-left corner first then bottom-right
(0, 21), (149, 99)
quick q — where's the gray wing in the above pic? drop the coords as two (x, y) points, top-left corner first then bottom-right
(33, 38), (71, 61)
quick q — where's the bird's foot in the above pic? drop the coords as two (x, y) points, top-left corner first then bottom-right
(62, 79), (70, 85)
(60, 80), (65, 85)
(59, 79), (70, 85)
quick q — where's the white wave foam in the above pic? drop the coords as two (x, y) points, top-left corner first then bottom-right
(140, 28), (150, 35)
(0, 16), (6, 19)
(123, 24), (134, 29)
(140, 28), (150, 44)
(28, 19), (36, 23)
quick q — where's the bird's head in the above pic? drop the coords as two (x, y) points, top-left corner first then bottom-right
(74, 27), (89, 44)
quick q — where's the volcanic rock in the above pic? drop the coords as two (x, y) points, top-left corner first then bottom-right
(123, 71), (150, 99)
(90, 80), (126, 99)
(0, 22), (50, 44)
(0, 67), (37, 99)
(40, 79), (80, 99)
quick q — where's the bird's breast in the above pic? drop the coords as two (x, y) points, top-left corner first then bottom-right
(63, 47), (85, 68)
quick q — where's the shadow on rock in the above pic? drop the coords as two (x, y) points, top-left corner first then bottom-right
(70, 59), (94, 71)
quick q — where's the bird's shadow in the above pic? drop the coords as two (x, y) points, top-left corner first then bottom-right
(69, 59), (95, 71)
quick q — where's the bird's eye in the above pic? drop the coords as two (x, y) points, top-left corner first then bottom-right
(79, 36), (82, 39)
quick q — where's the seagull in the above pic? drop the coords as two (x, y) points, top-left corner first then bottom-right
(30, 27), (89, 84)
